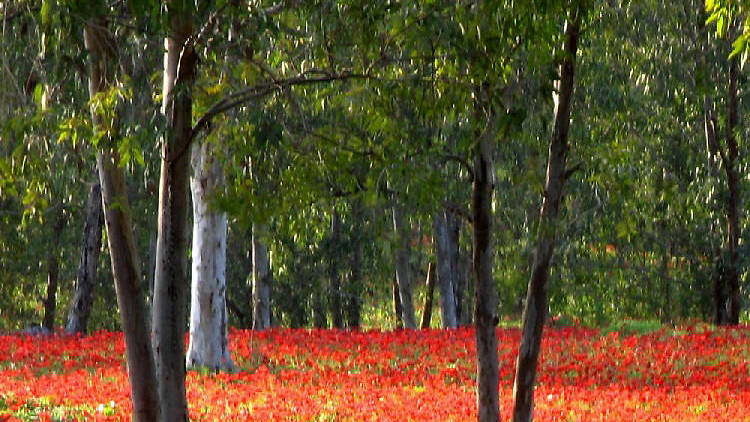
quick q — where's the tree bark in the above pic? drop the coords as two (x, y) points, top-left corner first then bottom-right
(42, 206), (65, 331)
(152, 10), (197, 420)
(66, 181), (104, 334)
(512, 14), (580, 422)
(434, 210), (458, 328)
(472, 92), (499, 422)
(724, 54), (740, 325)
(392, 202), (417, 329)
(345, 198), (365, 329)
(328, 211), (344, 328)
(392, 273), (403, 329)
(252, 223), (272, 330)
(420, 262), (436, 329)
(85, 20), (159, 422)
(186, 140), (234, 371)
(703, 44), (742, 326)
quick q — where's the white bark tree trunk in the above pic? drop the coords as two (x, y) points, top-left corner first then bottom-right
(252, 223), (272, 330)
(186, 140), (233, 371)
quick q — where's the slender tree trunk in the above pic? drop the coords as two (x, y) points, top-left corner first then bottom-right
(152, 10), (197, 420)
(392, 203), (417, 329)
(252, 223), (272, 330)
(312, 282), (328, 328)
(85, 20), (159, 422)
(703, 44), (742, 325)
(512, 14), (580, 422)
(724, 54), (741, 325)
(704, 100), (727, 324)
(66, 181), (104, 334)
(42, 206), (65, 331)
(186, 140), (233, 371)
(434, 211), (458, 328)
(345, 199), (364, 329)
(472, 91), (499, 422)
(420, 262), (436, 329)
(329, 211), (344, 328)
(392, 273), (403, 329)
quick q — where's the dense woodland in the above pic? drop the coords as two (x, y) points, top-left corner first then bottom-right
(0, 0), (749, 421)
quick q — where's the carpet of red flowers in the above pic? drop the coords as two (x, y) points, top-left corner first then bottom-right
(1, 324), (749, 421)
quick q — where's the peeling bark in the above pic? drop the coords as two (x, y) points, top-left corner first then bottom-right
(186, 140), (234, 371)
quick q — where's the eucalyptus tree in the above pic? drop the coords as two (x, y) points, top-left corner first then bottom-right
(704, 1), (746, 325)
(512, 3), (584, 421)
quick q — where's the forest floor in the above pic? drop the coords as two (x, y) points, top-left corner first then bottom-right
(0, 323), (748, 421)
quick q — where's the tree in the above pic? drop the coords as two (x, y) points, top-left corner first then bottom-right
(66, 180), (104, 334)
(434, 211), (458, 328)
(512, 5), (582, 421)
(252, 222), (273, 330)
(392, 198), (418, 329)
(151, 1), (198, 418)
(186, 138), (234, 370)
(84, 11), (159, 421)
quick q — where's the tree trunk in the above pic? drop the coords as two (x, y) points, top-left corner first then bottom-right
(252, 223), (272, 330)
(42, 206), (65, 332)
(312, 281), (328, 328)
(329, 211), (344, 328)
(472, 92), (499, 422)
(420, 262), (436, 329)
(152, 10), (197, 420)
(186, 140), (234, 371)
(392, 273), (403, 329)
(85, 20), (159, 422)
(434, 211), (458, 328)
(392, 203), (417, 329)
(512, 14), (580, 422)
(724, 54), (741, 325)
(66, 181), (104, 334)
(703, 43), (742, 326)
(345, 198), (365, 329)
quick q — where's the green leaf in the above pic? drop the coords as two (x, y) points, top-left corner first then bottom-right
(40, 0), (51, 27)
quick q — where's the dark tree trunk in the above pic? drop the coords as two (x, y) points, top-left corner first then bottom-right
(724, 55), (741, 325)
(66, 181), (104, 334)
(512, 14), (580, 422)
(703, 42), (742, 326)
(42, 206), (65, 332)
(152, 11), (197, 420)
(472, 88), (499, 422)
(85, 19), (159, 422)
(312, 279), (328, 328)
(420, 262), (436, 329)
(329, 211), (344, 328)
(392, 203), (417, 329)
(392, 274), (403, 329)
(345, 199), (365, 329)
(434, 210), (458, 328)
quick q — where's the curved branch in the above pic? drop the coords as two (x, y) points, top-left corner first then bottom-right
(191, 71), (366, 140)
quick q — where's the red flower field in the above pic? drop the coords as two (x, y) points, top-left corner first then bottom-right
(1, 324), (749, 421)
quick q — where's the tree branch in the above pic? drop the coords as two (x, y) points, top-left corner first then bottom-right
(191, 71), (367, 140)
